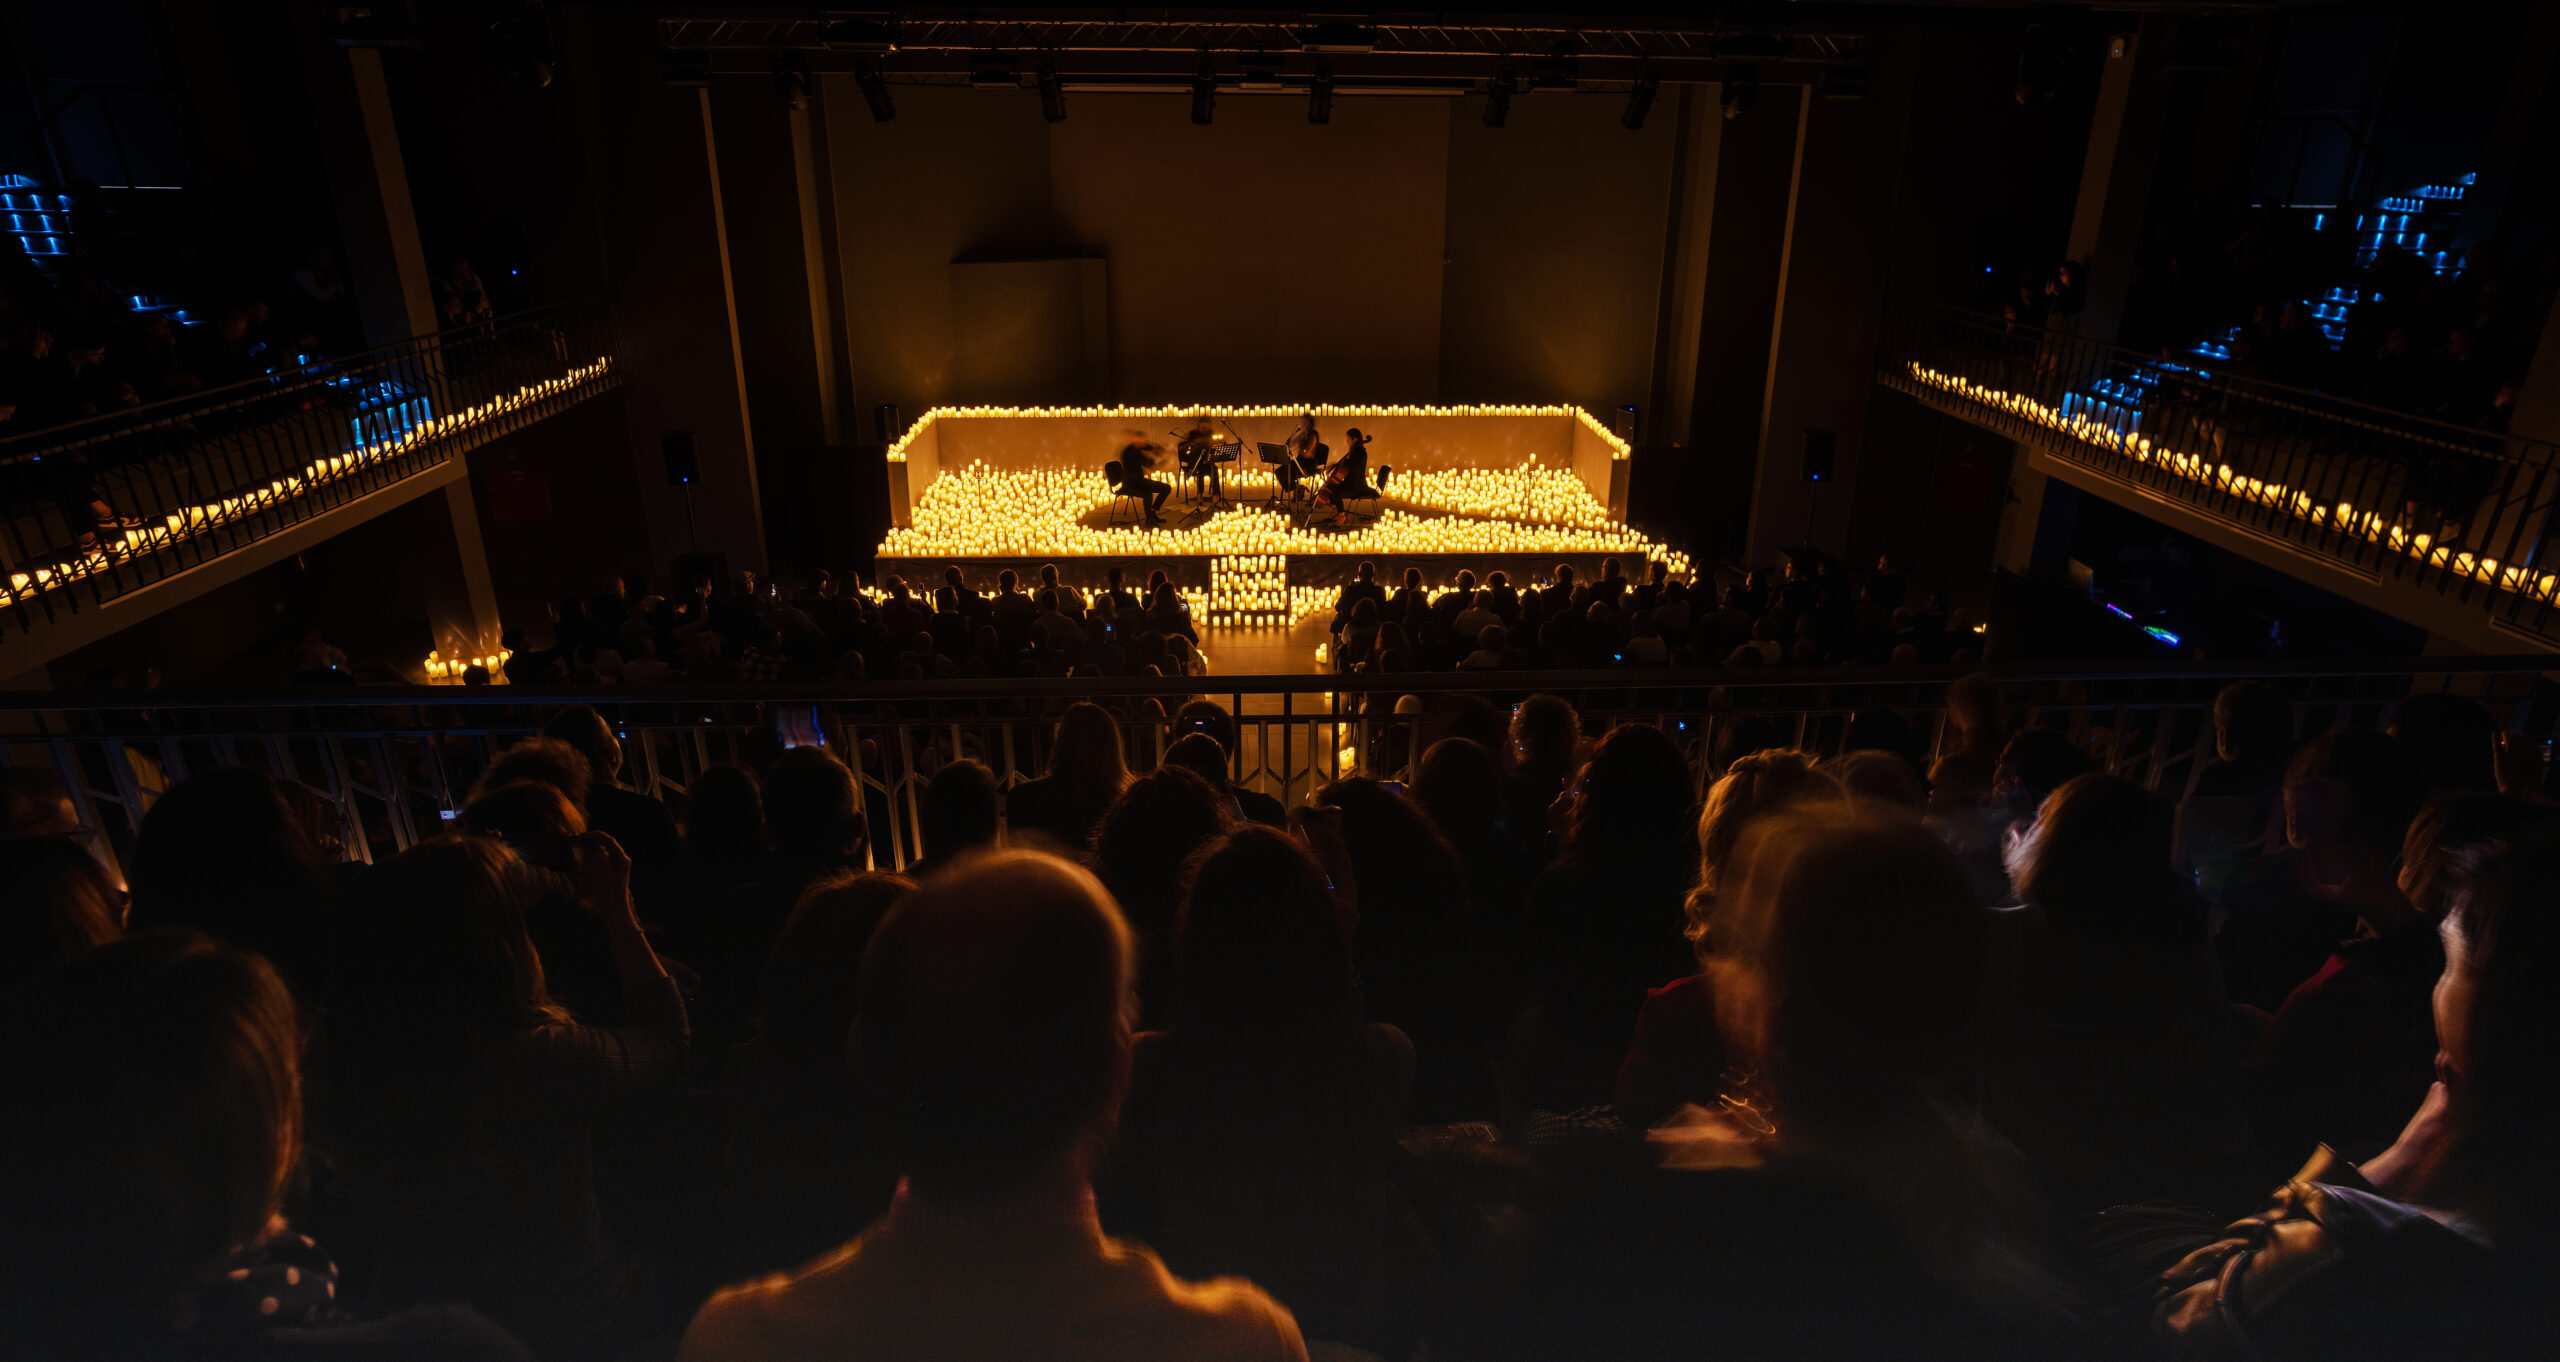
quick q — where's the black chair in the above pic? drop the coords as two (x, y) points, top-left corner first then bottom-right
(1103, 459), (1147, 527)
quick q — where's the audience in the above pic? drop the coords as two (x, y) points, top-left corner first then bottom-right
(317, 836), (688, 1361)
(11, 664), (2558, 1360)
(1105, 826), (1438, 1354)
(680, 851), (1310, 1361)
(1004, 702), (1129, 851)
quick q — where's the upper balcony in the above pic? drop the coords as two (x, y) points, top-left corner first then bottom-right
(0, 297), (619, 676)
(1875, 299), (2559, 653)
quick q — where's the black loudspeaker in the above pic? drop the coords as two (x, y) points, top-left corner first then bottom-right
(662, 431), (698, 487)
(1802, 428), (1837, 482)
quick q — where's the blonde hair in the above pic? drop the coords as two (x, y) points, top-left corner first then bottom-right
(1687, 749), (1842, 947)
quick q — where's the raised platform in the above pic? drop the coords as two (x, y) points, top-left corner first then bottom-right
(874, 404), (1682, 628)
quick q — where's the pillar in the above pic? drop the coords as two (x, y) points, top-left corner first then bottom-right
(554, 5), (769, 575)
(306, 33), (501, 652)
(2064, 19), (2174, 346)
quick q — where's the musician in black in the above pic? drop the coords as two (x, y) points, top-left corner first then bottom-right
(1110, 430), (1172, 525)
(1317, 426), (1380, 520)
(1277, 411), (1328, 497)
(1178, 414), (1224, 498)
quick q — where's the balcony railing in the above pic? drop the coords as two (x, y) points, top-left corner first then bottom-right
(1876, 299), (2560, 644)
(10, 658), (2554, 878)
(0, 295), (619, 640)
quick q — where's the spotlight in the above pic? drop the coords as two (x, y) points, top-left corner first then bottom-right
(1038, 63), (1066, 123)
(855, 62), (896, 121)
(1308, 63), (1333, 124)
(772, 54), (812, 110)
(1191, 56), (1216, 124)
(1621, 68), (1660, 130)
(1721, 67), (1759, 120)
(1482, 68), (1515, 128)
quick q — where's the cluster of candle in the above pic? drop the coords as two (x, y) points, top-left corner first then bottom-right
(421, 646), (513, 684)
(1906, 362), (2560, 603)
(886, 402), (1632, 463)
(877, 462), (1689, 576)
(1204, 554), (1296, 628)
(2, 359), (616, 609)
(1388, 456), (1625, 530)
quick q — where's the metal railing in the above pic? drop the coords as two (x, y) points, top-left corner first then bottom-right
(1877, 299), (2560, 643)
(9, 658), (2555, 878)
(0, 295), (619, 639)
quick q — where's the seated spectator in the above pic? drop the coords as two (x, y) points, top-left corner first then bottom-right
(1509, 724), (1701, 1115)
(1453, 591), (1502, 642)
(1171, 700), (1287, 827)
(1986, 774), (2252, 1212)
(1501, 813), (2079, 1360)
(1095, 767), (1235, 1026)
(0, 834), (123, 991)
(2155, 802), (2560, 1360)
(1411, 735), (1528, 924)
(2246, 792), (2534, 1167)
(1316, 776), (1488, 1119)
(681, 851), (1308, 1362)
(1503, 693), (1582, 866)
(1819, 748), (1928, 819)
(317, 837), (687, 1361)
(2192, 680), (2298, 802)
(906, 759), (1001, 880)
(1927, 673), (2009, 817)
(461, 779), (623, 1023)
(704, 749), (868, 1061)
(543, 705), (684, 915)
(1616, 750), (1842, 1130)
(681, 764), (769, 920)
(1459, 624), (1506, 671)
(126, 767), (338, 1005)
(720, 871), (915, 1281)
(2218, 729), (2423, 1011)
(1007, 702), (1131, 851)
(1106, 826), (1437, 1353)
(0, 930), (532, 1361)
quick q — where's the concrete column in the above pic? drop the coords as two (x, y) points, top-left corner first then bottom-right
(1745, 40), (1917, 567)
(554, 5), (768, 575)
(2064, 20), (2174, 346)
(312, 46), (439, 346)
(307, 36), (499, 651)
(1675, 82), (1805, 562)
(1646, 86), (1722, 449)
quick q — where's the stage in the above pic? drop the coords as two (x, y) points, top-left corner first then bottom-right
(873, 404), (1687, 636)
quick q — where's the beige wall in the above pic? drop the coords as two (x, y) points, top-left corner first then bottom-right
(1048, 95), (1452, 402)
(826, 88), (1674, 418)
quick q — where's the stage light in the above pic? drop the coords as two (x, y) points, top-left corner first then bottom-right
(1192, 56), (1217, 124)
(1038, 63), (1067, 122)
(1621, 68), (1660, 129)
(1721, 68), (1759, 120)
(1308, 63), (1333, 124)
(772, 55), (812, 109)
(855, 62), (896, 121)
(1482, 69), (1514, 128)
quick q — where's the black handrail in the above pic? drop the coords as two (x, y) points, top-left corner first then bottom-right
(0, 293), (616, 463)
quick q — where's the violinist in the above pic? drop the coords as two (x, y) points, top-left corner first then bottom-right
(1110, 429), (1172, 526)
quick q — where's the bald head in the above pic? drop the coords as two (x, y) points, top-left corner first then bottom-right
(855, 851), (1133, 1188)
